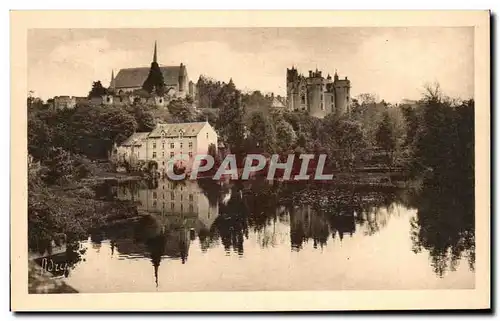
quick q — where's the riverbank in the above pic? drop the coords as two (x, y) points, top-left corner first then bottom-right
(28, 260), (78, 294)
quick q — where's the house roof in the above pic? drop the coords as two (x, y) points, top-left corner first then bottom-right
(121, 132), (150, 146)
(114, 66), (185, 89)
(271, 97), (286, 108)
(149, 122), (208, 138)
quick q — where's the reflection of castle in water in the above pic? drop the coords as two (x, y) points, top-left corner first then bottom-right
(104, 181), (403, 286)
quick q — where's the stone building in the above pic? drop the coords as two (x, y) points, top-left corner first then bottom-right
(286, 66), (351, 118)
(110, 42), (195, 99)
(112, 121), (218, 174)
(51, 96), (76, 110)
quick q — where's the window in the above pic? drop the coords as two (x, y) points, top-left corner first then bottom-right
(180, 142), (183, 149)
(162, 142), (165, 149)
(153, 142), (156, 149)
(137, 152), (139, 157)
(331, 96), (334, 103)
(180, 195), (183, 201)
(162, 152), (165, 157)
(206, 133), (209, 139)
(153, 192), (157, 199)
(188, 152), (193, 158)
(170, 152), (174, 158)
(180, 204), (183, 213)
(171, 192), (175, 200)
(301, 95), (306, 104)
(170, 143), (174, 149)
(321, 103), (324, 110)
(171, 203), (175, 210)
(152, 152), (156, 158)
(162, 161), (165, 166)
(188, 142), (193, 148)
(189, 194), (193, 201)
(321, 94), (323, 101)
(189, 204), (193, 213)
(153, 200), (157, 207)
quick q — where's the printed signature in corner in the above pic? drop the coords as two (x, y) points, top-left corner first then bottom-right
(39, 258), (70, 276)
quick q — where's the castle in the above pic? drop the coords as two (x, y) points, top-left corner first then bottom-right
(286, 67), (351, 118)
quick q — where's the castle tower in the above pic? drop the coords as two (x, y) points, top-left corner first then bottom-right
(286, 66), (307, 111)
(333, 74), (351, 117)
(306, 69), (327, 118)
(178, 62), (186, 93)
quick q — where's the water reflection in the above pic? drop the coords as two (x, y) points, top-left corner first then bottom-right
(56, 177), (475, 291)
(408, 178), (475, 277)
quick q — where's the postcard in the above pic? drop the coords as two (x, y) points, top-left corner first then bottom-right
(11, 10), (490, 311)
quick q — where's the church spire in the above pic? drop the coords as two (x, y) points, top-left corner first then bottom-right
(153, 41), (158, 63)
(110, 69), (115, 91)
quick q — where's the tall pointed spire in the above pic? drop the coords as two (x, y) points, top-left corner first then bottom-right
(110, 69), (115, 91)
(153, 41), (158, 63)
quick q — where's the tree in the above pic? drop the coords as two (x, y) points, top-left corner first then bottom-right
(88, 81), (108, 98)
(275, 119), (296, 152)
(196, 108), (218, 126)
(216, 81), (246, 157)
(28, 111), (53, 160)
(321, 115), (366, 170)
(142, 61), (165, 95)
(167, 98), (196, 123)
(70, 105), (137, 159)
(131, 105), (156, 132)
(375, 111), (397, 168)
(42, 147), (74, 185)
(247, 111), (277, 153)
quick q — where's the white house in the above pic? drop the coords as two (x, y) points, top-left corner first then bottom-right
(113, 121), (218, 173)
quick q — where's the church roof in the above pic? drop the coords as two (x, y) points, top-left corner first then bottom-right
(114, 66), (184, 89)
(149, 122), (209, 138)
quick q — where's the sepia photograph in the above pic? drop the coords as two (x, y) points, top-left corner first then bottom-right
(11, 10), (490, 311)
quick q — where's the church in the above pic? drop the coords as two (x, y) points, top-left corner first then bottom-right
(108, 42), (196, 101)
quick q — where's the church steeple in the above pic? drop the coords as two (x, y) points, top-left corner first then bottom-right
(110, 69), (115, 91)
(153, 41), (158, 63)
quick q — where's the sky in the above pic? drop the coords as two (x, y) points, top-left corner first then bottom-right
(28, 27), (474, 103)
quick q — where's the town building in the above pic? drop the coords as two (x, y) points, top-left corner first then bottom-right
(112, 121), (218, 174)
(51, 96), (76, 110)
(286, 67), (352, 118)
(269, 95), (287, 112)
(109, 42), (196, 100)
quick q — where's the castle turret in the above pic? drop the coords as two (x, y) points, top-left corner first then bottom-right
(333, 74), (351, 117)
(178, 62), (186, 92)
(306, 68), (327, 118)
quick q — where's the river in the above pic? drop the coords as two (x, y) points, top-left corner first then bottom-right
(43, 178), (476, 292)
